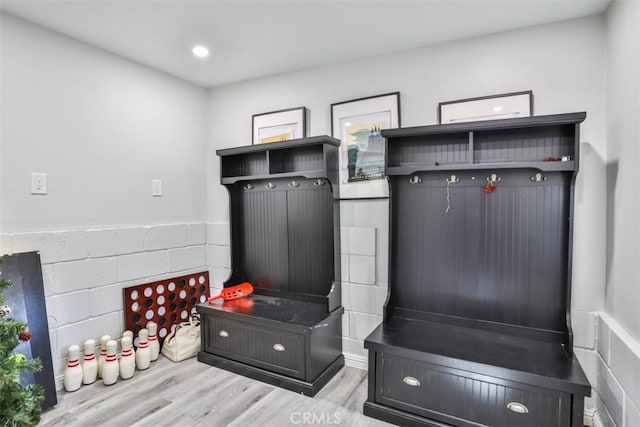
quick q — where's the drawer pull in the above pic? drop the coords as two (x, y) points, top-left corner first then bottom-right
(218, 330), (229, 338)
(507, 402), (529, 414)
(273, 343), (285, 352)
(403, 376), (421, 387)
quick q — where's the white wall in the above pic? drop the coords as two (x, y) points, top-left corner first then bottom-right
(605, 0), (640, 352)
(207, 15), (607, 374)
(1, 13), (208, 233)
(0, 14), (209, 386)
(589, 1), (640, 426)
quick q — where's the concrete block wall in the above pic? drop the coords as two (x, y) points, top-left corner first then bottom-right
(573, 311), (640, 427)
(593, 314), (639, 427)
(339, 199), (388, 369)
(0, 223), (208, 389)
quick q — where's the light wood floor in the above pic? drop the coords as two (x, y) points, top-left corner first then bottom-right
(40, 356), (391, 427)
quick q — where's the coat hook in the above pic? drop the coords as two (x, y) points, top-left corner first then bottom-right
(265, 182), (276, 189)
(530, 172), (546, 182)
(487, 174), (500, 185)
(447, 174), (460, 184)
(313, 179), (326, 187)
(243, 183), (254, 190)
(288, 180), (300, 188)
(409, 175), (422, 184)
(483, 173), (500, 193)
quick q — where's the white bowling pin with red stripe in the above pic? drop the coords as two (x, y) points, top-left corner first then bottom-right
(147, 321), (160, 361)
(81, 339), (98, 384)
(63, 345), (83, 392)
(97, 334), (111, 378)
(102, 340), (119, 386)
(135, 328), (151, 370)
(119, 335), (135, 379)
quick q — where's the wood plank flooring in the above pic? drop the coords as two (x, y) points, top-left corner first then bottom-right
(40, 356), (390, 427)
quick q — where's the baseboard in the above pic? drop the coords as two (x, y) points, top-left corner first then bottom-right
(343, 352), (367, 371)
(583, 407), (597, 427)
(55, 374), (64, 391)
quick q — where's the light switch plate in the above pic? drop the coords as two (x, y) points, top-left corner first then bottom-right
(31, 173), (47, 194)
(152, 179), (162, 197)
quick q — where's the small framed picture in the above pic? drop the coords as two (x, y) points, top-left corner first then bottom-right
(331, 92), (400, 199)
(252, 107), (306, 144)
(438, 91), (533, 124)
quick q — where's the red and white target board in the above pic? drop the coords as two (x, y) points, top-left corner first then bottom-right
(123, 271), (209, 345)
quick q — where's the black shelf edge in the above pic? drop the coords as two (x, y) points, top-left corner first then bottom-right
(387, 161), (575, 175)
(221, 170), (326, 184)
(217, 135), (339, 157)
(381, 112), (586, 139)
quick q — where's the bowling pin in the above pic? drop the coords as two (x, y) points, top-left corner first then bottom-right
(81, 339), (98, 385)
(147, 321), (160, 361)
(119, 335), (135, 380)
(135, 328), (151, 370)
(97, 334), (110, 378)
(63, 345), (83, 392)
(123, 330), (135, 359)
(102, 340), (119, 386)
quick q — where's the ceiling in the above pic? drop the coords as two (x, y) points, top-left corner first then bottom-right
(0, 0), (610, 88)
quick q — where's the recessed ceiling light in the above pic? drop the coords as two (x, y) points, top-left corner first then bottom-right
(192, 45), (210, 58)
(492, 106), (503, 112)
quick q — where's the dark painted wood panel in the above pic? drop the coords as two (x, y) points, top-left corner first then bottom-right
(387, 133), (470, 167)
(287, 187), (334, 295)
(239, 188), (289, 291)
(203, 317), (305, 378)
(474, 125), (576, 163)
(390, 170), (569, 332)
(269, 145), (325, 174)
(377, 353), (568, 427)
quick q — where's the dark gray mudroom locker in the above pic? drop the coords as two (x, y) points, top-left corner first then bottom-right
(364, 112), (591, 426)
(197, 136), (344, 396)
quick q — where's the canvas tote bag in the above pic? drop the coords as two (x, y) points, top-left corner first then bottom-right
(161, 308), (201, 362)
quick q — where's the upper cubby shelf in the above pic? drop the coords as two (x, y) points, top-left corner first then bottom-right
(217, 136), (340, 185)
(383, 112), (586, 175)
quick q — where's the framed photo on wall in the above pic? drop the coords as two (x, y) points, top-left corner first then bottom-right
(331, 92), (400, 199)
(438, 91), (533, 124)
(252, 106), (306, 144)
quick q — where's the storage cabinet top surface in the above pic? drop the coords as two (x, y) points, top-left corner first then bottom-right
(381, 112), (586, 138)
(216, 135), (339, 157)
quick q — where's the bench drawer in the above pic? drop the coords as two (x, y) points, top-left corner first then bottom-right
(203, 317), (305, 379)
(376, 353), (570, 427)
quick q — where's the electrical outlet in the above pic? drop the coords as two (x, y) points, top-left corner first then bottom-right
(152, 179), (162, 197)
(31, 173), (47, 195)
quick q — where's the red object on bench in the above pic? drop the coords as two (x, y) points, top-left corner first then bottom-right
(208, 282), (254, 303)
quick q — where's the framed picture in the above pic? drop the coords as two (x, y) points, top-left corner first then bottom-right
(331, 92), (400, 199)
(252, 106), (306, 144)
(438, 91), (533, 124)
